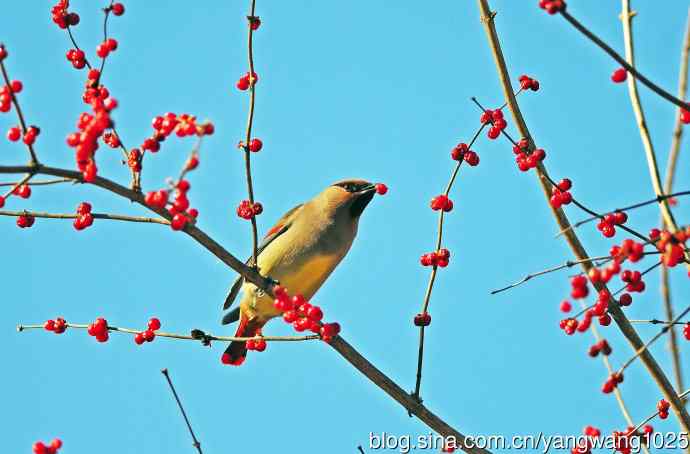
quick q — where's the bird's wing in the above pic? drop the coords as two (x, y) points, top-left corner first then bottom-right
(221, 204), (304, 318)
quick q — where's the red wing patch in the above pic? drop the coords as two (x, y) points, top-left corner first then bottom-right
(264, 223), (284, 239)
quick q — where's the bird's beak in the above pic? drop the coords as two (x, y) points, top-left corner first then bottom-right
(349, 183), (377, 217)
(358, 183), (377, 194)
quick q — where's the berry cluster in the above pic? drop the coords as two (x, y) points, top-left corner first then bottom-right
(538, 0), (566, 14)
(236, 71), (259, 91)
(419, 248), (451, 267)
(513, 138), (546, 171)
(73, 201), (94, 231)
(0, 80), (23, 113)
(612, 426), (650, 454)
(145, 182), (198, 231)
(33, 438), (62, 454)
(596, 211), (628, 238)
(66, 48), (87, 69)
(17, 213), (36, 228)
(601, 371), (624, 394)
(96, 38), (118, 59)
(65, 72), (119, 182)
(480, 108), (508, 139)
(549, 178), (573, 208)
(451, 143), (480, 166)
(621, 269), (645, 293)
(13, 183), (31, 199)
(653, 228), (688, 267)
(134, 317), (161, 345)
(430, 194), (453, 212)
(236, 199), (263, 220)
(570, 275), (589, 299)
(588, 339), (612, 357)
(518, 74), (540, 91)
(413, 312), (431, 327)
(51, 0), (79, 29)
(272, 286), (341, 342)
(571, 425), (601, 454)
(610, 239), (644, 264)
(43, 317), (67, 334)
(657, 399), (670, 419)
(87, 317), (110, 342)
(150, 113), (214, 148)
(611, 68), (628, 84)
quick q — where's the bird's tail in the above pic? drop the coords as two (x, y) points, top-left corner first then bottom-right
(222, 314), (264, 366)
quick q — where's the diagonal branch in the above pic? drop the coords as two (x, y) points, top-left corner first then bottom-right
(476, 0), (690, 433)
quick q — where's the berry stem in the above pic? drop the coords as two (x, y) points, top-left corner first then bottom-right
(0, 177), (75, 187)
(412, 122), (485, 402)
(17, 321), (318, 342)
(0, 58), (39, 165)
(242, 0), (260, 267)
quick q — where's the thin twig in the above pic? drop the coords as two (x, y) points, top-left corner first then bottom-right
(161, 369), (203, 454)
(556, 190), (690, 237)
(0, 177), (75, 187)
(0, 59), (38, 165)
(492, 255), (611, 294)
(412, 122), (486, 401)
(559, 8), (690, 111)
(630, 319), (689, 326)
(243, 0), (260, 266)
(618, 304), (690, 374)
(16, 322), (318, 343)
(0, 210), (170, 225)
(476, 0), (690, 433)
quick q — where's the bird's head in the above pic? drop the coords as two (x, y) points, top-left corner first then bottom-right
(319, 178), (378, 219)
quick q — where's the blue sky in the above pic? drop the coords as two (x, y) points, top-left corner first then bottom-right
(4, 1), (690, 453)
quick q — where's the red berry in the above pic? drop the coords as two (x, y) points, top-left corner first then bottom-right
(143, 329), (155, 342)
(111, 3), (125, 15)
(611, 68), (627, 83)
(681, 108), (690, 124)
(7, 126), (20, 142)
(148, 317), (161, 331)
(33, 442), (47, 454)
(10, 80), (23, 93)
(375, 183), (388, 195)
(134, 332), (145, 345)
(250, 17), (261, 30)
(105, 38), (118, 51)
(44, 320), (56, 331)
(50, 438), (62, 450)
(171, 213), (188, 231)
(557, 178), (572, 191)
(186, 155), (199, 170)
(236, 77), (250, 91)
(487, 126), (500, 139)
(76, 202), (92, 215)
(414, 312), (431, 327)
(560, 300), (572, 312)
(16, 184), (31, 199)
(306, 305), (323, 322)
(248, 138), (263, 152)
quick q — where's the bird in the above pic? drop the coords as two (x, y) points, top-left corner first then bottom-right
(220, 179), (379, 365)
